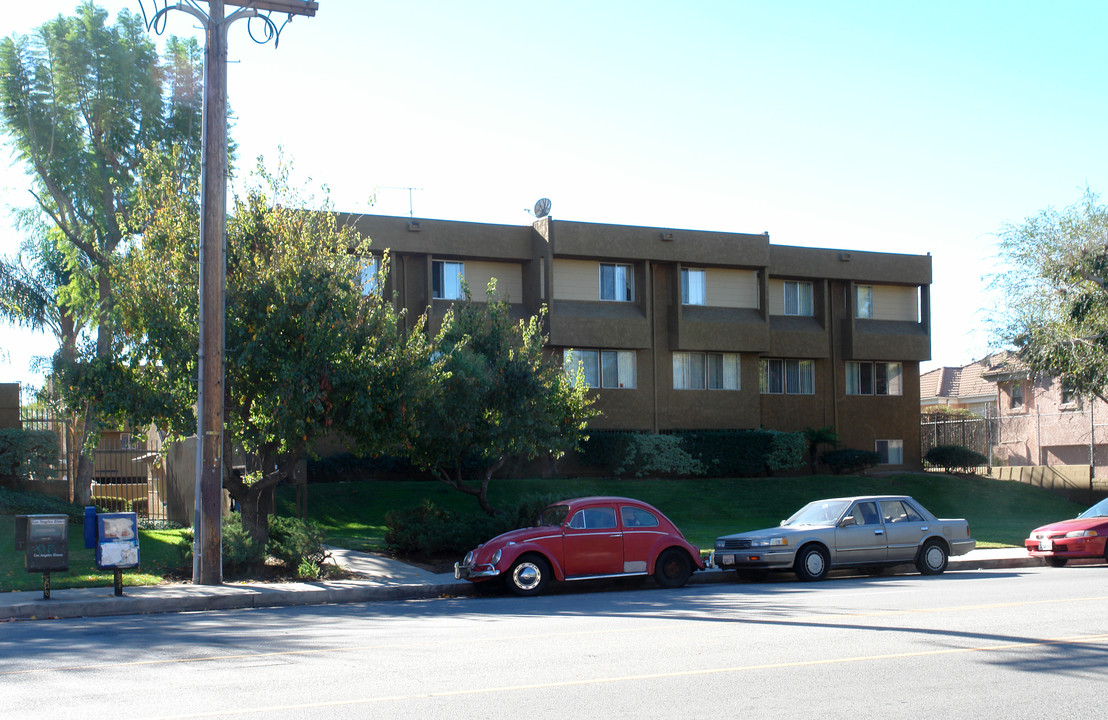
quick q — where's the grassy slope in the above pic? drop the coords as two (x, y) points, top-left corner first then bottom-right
(276, 473), (1090, 553)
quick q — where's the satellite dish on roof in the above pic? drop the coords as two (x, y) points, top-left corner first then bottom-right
(533, 198), (552, 218)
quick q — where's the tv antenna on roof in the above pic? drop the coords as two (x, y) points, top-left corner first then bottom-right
(379, 186), (423, 218)
(528, 198), (552, 219)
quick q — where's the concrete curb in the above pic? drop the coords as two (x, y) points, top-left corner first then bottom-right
(0, 552), (1052, 622)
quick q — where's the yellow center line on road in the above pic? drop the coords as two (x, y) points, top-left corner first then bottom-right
(7, 594), (1108, 678)
(139, 633), (1108, 719)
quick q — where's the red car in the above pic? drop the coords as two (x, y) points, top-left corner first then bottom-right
(454, 496), (705, 596)
(1025, 496), (1108, 567)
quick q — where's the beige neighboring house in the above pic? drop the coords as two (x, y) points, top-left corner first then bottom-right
(920, 354), (1002, 418)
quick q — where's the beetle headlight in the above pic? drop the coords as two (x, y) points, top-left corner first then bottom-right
(491, 549), (502, 566)
(751, 537), (788, 547)
(1065, 530), (1098, 538)
(463, 551), (474, 566)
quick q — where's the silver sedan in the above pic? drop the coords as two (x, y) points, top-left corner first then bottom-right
(713, 495), (975, 581)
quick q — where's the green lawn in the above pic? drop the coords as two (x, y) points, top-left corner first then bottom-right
(3, 472), (1091, 592)
(0, 514), (189, 593)
(276, 472), (1091, 553)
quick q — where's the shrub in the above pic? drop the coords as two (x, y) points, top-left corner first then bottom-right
(0, 428), (59, 487)
(0, 486), (85, 521)
(577, 431), (638, 475)
(219, 516), (266, 570)
(268, 515), (328, 571)
(821, 448), (880, 475)
(925, 445), (988, 473)
(617, 433), (703, 478)
(765, 430), (807, 473)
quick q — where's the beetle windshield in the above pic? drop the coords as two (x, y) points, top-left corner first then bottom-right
(536, 504), (570, 527)
(783, 500), (850, 527)
(1078, 497), (1108, 519)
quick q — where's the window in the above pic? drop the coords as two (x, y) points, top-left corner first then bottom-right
(681, 268), (706, 305)
(620, 506), (660, 528)
(759, 359), (814, 394)
(880, 499), (922, 523)
(673, 352), (740, 390)
(599, 263), (634, 302)
(1010, 382), (1024, 409)
(876, 439), (903, 465)
(563, 349), (636, 389)
(358, 256), (380, 295)
(855, 285), (873, 319)
(432, 260), (464, 300)
(568, 507), (617, 530)
(1061, 378), (1080, 407)
(845, 362), (902, 395)
(784, 281), (813, 316)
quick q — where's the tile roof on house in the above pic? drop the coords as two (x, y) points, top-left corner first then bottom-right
(921, 352), (1012, 403)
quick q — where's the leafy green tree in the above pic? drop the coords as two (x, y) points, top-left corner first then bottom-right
(106, 154), (439, 545)
(406, 285), (598, 516)
(990, 189), (1108, 400)
(0, 2), (203, 502)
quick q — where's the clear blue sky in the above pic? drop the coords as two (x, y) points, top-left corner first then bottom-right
(4, 1), (1108, 390)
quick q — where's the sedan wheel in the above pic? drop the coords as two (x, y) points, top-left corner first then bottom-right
(916, 540), (948, 575)
(794, 544), (829, 581)
(654, 549), (692, 588)
(506, 555), (551, 596)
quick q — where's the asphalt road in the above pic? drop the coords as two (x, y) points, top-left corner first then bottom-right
(3, 565), (1106, 719)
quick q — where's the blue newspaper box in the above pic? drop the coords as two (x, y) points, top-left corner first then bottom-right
(95, 512), (140, 569)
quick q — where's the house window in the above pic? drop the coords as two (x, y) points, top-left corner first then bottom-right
(563, 349), (636, 389)
(1061, 378), (1080, 407)
(876, 439), (903, 465)
(759, 358), (814, 394)
(784, 281), (813, 316)
(599, 263), (634, 302)
(1010, 382), (1024, 409)
(681, 268), (706, 305)
(432, 260), (464, 300)
(846, 362), (902, 396)
(358, 256), (380, 295)
(855, 285), (873, 319)
(673, 352), (740, 390)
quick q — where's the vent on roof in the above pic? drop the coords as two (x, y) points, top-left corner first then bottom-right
(407, 221), (422, 232)
(660, 232), (675, 241)
(839, 252), (852, 262)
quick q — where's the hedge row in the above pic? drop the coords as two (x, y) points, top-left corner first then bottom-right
(0, 428), (59, 488)
(579, 429), (807, 478)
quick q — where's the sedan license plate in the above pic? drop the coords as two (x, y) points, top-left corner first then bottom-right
(717, 554), (735, 566)
(1038, 539), (1052, 551)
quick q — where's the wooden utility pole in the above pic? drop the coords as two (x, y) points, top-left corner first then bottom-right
(142, 0), (319, 586)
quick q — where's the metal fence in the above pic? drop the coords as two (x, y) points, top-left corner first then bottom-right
(18, 411), (169, 521)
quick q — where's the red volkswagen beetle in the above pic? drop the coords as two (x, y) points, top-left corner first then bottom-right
(1025, 496), (1108, 567)
(454, 496), (705, 596)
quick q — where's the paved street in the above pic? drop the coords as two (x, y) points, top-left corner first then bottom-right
(3, 564), (1106, 719)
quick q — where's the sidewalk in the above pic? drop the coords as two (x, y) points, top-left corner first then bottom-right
(0, 547), (1047, 622)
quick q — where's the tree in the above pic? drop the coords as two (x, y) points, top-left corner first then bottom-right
(802, 425), (838, 474)
(107, 154), (439, 546)
(990, 189), (1108, 401)
(0, 2), (203, 502)
(406, 284), (598, 516)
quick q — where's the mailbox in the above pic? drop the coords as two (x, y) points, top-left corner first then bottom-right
(16, 514), (69, 573)
(95, 512), (140, 569)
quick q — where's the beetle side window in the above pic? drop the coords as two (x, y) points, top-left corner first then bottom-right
(620, 506), (660, 528)
(569, 507), (617, 529)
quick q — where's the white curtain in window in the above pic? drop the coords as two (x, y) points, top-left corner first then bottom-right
(564, 349), (599, 388)
(682, 269), (706, 305)
(617, 351), (635, 389)
(796, 360), (814, 394)
(722, 354), (740, 389)
(673, 352), (705, 389)
(885, 362), (902, 395)
(856, 285), (873, 319)
(845, 362), (861, 395)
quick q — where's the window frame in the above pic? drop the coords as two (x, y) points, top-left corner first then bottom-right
(432, 260), (465, 300)
(358, 256), (381, 295)
(563, 348), (636, 389)
(783, 280), (813, 316)
(673, 351), (741, 390)
(681, 267), (707, 306)
(759, 358), (814, 395)
(1009, 381), (1024, 409)
(855, 284), (874, 319)
(599, 263), (634, 302)
(876, 439), (903, 465)
(845, 361), (902, 396)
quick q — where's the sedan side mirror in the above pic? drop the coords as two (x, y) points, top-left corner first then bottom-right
(839, 516), (856, 527)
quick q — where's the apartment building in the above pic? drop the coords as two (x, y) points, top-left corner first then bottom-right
(346, 214), (932, 468)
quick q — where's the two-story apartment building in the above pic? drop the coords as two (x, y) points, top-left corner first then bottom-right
(346, 214), (932, 468)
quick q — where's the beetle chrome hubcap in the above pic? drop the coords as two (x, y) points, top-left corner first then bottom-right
(513, 563), (541, 590)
